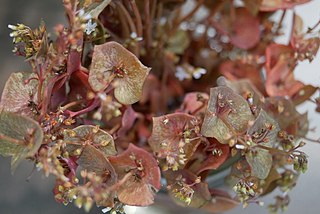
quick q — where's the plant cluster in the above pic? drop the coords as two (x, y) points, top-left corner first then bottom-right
(1, 0), (320, 213)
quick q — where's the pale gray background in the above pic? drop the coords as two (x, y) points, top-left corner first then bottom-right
(0, 0), (319, 214)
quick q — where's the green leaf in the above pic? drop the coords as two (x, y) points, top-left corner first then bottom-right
(78, 144), (117, 207)
(246, 148), (272, 179)
(0, 110), (43, 172)
(201, 86), (254, 144)
(248, 110), (280, 146)
(64, 125), (116, 157)
(0, 72), (38, 118)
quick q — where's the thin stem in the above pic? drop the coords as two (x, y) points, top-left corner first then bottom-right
(275, 10), (287, 36)
(129, 0), (143, 37)
(60, 100), (85, 111)
(144, 0), (152, 51)
(302, 136), (320, 143)
(307, 19), (320, 33)
(116, 1), (137, 34)
(116, 2), (130, 38)
(66, 98), (100, 118)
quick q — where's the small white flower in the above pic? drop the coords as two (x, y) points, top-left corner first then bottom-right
(101, 207), (112, 213)
(175, 66), (191, 81)
(130, 32), (143, 41)
(192, 67), (206, 79)
(85, 19), (97, 35)
(8, 24), (17, 30)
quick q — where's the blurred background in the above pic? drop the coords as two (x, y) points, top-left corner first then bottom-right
(0, 0), (319, 214)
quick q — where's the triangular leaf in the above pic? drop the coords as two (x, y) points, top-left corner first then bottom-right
(201, 86), (254, 144)
(0, 110), (43, 172)
(78, 144), (117, 207)
(0, 72), (38, 118)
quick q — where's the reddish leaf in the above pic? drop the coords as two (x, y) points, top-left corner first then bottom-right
(0, 72), (38, 118)
(229, 8), (261, 49)
(265, 44), (304, 97)
(149, 113), (201, 170)
(117, 106), (139, 137)
(211, 8), (261, 49)
(195, 138), (230, 174)
(219, 60), (264, 93)
(88, 42), (151, 104)
(109, 144), (161, 206)
(179, 92), (209, 115)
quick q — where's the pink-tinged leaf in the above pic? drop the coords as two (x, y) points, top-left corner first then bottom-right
(149, 113), (201, 170)
(202, 189), (239, 213)
(180, 92), (209, 115)
(117, 106), (139, 137)
(195, 138), (230, 174)
(64, 125), (116, 157)
(265, 44), (304, 97)
(88, 42), (151, 104)
(164, 169), (211, 208)
(211, 8), (260, 50)
(78, 145), (117, 207)
(219, 61), (264, 93)
(260, 0), (311, 11)
(229, 8), (261, 49)
(108, 144), (161, 206)
(291, 14), (320, 62)
(0, 110), (43, 172)
(201, 86), (254, 144)
(0, 72), (38, 118)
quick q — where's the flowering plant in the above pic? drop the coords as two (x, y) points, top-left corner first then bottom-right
(1, 0), (320, 213)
